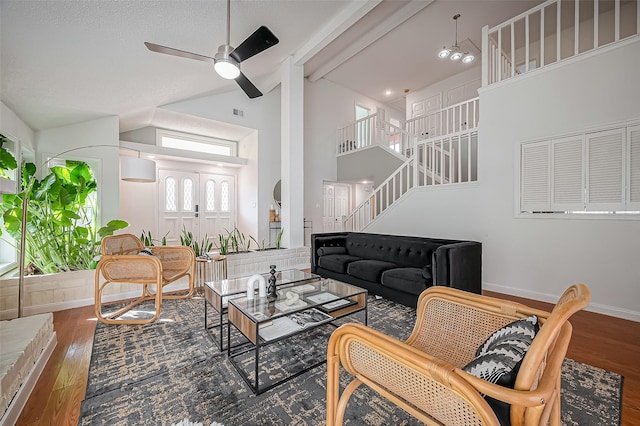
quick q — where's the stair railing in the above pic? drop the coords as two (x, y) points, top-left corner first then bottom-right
(337, 112), (411, 156)
(344, 159), (414, 232)
(482, 0), (640, 87)
(403, 97), (479, 142)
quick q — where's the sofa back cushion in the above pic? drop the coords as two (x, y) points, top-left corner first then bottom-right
(345, 233), (444, 268)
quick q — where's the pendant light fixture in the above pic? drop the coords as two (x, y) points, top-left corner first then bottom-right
(438, 14), (475, 64)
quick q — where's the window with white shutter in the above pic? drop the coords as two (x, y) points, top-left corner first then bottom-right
(519, 121), (640, 216)
(521, 141), (550, 212)
(552, 136), (584, 210)
(586, 129), (625, 210)
(628, 125), (640, 209)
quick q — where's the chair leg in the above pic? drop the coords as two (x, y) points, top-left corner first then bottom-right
(335, 378), (363, 426)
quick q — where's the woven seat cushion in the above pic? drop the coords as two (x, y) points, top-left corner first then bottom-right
(380, 268), (430, 296)
(463, 315), (539, 425)
(347, 259), (397, 282)
(318, 254), (361, 274)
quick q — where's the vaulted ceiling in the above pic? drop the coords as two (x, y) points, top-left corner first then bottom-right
(0, 0), (541, 133)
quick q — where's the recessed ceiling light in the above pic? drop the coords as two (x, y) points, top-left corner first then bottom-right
(385, 90), (392, 96)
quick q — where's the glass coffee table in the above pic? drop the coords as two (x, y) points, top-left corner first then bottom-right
(204, 269), (320, 351)
(227, 278), (368, 394)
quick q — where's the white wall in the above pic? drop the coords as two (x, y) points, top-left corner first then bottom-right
(1, 101), (35, 152)
(237, 131), (259, 241)
(161, 87), (281, 244)
(369, 39), (640, 321)
(406, 66), (481, 119)
(304, 78), (403, 235)
(35, 116), (121, 224)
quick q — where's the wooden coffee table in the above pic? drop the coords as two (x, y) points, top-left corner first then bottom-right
(227, 278), (368, 394)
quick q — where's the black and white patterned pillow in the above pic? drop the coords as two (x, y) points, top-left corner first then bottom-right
(138, 247), (154, 256)
(462, 315), (539, 425)
(463, 315), (539, 387)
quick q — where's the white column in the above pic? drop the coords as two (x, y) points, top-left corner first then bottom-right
(281, 56), (304, 248)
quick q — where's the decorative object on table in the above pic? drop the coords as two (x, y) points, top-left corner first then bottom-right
(269, 205), (277, 222)
(267, 264), (278, 301)
(284, 291), (300, 306)
(246, 274), (266, 300)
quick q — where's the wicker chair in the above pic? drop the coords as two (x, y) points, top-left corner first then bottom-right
(94, 233), (195, 325)
(326, 284), (590, 426)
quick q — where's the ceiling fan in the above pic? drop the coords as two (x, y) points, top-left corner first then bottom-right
(144, 0), (279, 99)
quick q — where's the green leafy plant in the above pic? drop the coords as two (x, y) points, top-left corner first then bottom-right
(140, 229), (168, 246)
(276, 227), (285, 249)
(0, 160), (128, 274)
(179, 226), (214, 257)
(227, 226), (251, 253)
(216, 232), (230, 255)
(250, 235), (267, 251)
(0, 133), (18, 179)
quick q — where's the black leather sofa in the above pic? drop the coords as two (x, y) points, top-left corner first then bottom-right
(311, 232), (482, 308)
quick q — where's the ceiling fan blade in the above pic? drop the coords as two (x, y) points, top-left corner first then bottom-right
(230, 26), (279, 63)
(235, 72), (262, 99)
(144, 42), (214, 64)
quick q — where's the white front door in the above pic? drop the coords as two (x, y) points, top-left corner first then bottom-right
(158, 169), (235, 247)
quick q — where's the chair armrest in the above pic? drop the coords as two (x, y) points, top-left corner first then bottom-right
(327, 322), (500, 426)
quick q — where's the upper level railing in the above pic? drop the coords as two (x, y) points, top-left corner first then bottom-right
(337, 113), (411, 156)
(482, 0), (640, 86)
(404, 97), (480, 142)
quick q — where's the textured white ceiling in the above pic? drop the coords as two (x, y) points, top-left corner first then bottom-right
(1, 0), (542, 133)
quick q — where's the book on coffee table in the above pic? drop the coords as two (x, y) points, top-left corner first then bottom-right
(258, 308), (332, 341)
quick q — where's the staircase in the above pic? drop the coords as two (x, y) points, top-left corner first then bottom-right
(339, 97), (479, 232)
(338, 0), (639, 232)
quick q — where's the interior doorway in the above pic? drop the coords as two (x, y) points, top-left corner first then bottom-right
(322, 182), (351, 233)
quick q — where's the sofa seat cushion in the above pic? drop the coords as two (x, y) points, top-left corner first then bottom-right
(381, 268), (430, 296)
(318, 254), (362, 274)
(347, 259), (398, 283)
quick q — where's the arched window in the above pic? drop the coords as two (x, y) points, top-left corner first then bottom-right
(183, 177), (193, 211)
(221, 180), (230, 212)
(165, 176), (177, 211)
(206, 179), (216, 211)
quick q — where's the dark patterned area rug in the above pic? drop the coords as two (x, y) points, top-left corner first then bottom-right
(80, 297), (622, 425)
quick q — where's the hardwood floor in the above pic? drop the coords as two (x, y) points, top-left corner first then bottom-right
(15, 292), (640, 425)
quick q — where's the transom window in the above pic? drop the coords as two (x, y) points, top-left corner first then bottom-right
(156, 129), (237, 157)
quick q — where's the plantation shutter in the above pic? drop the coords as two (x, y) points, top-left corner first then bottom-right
(628, 125), (640, 209)
(551, 136), (584, 210)
(586, 129), (625, 210)
(521, 141), (550, 212)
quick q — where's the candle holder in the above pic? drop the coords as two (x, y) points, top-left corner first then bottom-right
(267, 264), (278, 301)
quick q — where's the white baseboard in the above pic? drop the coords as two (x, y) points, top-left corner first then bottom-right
(483, 282), (640, 323)
(0, 332), (57, 426)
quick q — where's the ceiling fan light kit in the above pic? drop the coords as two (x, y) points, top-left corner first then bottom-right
(144, 0), (278, 98)
(438, 14), (474, 64)
(214, 45), (241, 79)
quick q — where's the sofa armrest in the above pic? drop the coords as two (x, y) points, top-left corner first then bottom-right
(432, 241), (482, 294)
(310, 233), (348, 273)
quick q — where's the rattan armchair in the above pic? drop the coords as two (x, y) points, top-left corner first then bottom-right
(327, 284), (590, 426)
(94, 233), (195, 325)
